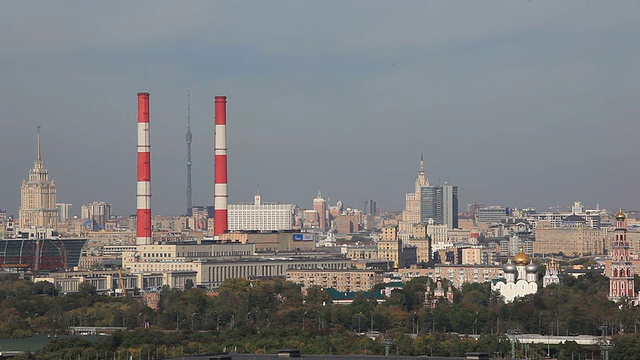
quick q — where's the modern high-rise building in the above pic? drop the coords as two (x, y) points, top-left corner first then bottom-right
(364, 200), (377, 216)
(419, 184), (458, 229)
(442, 184), (459, 229)
(313, 191), (327, 231)
(56, 203), (72, 223)
(19, 127), (57, 230)
(81, 201), (112, 230)
(419, 186), (440, 225)
(228, 195), (295, 232)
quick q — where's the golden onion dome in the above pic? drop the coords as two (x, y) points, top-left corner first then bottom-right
(616, 210), (626, 221)
(513, 250), (530, 266)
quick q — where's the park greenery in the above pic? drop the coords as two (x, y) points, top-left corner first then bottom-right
(2, 273), (640, 359)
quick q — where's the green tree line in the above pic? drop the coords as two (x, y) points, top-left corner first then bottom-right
(2, 273), (640, 359)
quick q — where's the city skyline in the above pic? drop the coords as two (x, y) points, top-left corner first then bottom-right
(1, 2), (639, 216)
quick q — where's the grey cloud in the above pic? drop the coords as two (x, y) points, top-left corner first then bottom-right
(1, 1), (639, 217)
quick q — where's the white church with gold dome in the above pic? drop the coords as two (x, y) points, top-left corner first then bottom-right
(491, 249), (538, 303)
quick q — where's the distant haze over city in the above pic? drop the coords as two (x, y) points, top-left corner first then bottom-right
(1, 2), (639, 216)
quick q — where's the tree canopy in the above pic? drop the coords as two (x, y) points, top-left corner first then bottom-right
(0, 273), (636, 359)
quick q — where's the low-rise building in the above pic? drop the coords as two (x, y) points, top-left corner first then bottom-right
(34, 269), (195, 294)
(396, 263), (504, 289)
(221, 231), (316, 252)
(123, 251), (351, 289)
(342, 245), (377, 260)
(287, 269), (383, 292)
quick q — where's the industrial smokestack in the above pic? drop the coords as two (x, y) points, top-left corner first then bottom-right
(213, 96), (228, 237)
(137, 92), (152, 245)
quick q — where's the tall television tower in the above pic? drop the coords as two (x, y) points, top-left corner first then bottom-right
(186, 90), (193, 217)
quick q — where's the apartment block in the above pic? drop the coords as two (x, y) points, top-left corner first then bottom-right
(286, 269), (384, 292)
(397, 264), (503, 289)
(533, 221), (606, 256)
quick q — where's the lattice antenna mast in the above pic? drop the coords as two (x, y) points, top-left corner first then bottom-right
(186, 90), (193, 216)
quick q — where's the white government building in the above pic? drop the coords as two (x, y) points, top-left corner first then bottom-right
(228, 195), (295, 231)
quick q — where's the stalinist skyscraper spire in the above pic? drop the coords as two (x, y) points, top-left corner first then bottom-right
(417, 153), (429, 188)
(19, 126), (58, 229)
(400, 154), (430, 233)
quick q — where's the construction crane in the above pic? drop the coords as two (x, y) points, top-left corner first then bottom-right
(118, 268), (127, 297)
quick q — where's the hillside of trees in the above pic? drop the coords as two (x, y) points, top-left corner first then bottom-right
(2, 273), (640, 359)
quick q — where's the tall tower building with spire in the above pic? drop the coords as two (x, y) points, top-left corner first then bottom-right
(401, 154), (429, 233)
(608, 210), (636, 302)
(313, 191), (327, 232)
(186, 90), (193, 217)
(19, 127), (58, 229)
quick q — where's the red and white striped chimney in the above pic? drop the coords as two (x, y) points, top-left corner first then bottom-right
(214, 96), (228, 237)
(137, 92), (152, 245)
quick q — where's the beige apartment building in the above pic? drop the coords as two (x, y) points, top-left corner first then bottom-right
(411, 223), (427, 239)
(342, 245), (378, 260)
(404, 238), (430, 264)
(533, 221), (606, 256)
(428, 224), (449, 243)
(449, 228), (473, 243)
(428, 225), (472, 244)
(403, 223), (431, 264)
(152, 215), (190, 231)
(377, 239), (401, 268)
(86, 230), (135, 242)
(287, 269), (383, 292)
(377, 225), (400, 267)
(334, 213), (360, 235)
(397, 264), (503, 289)
(382, 225), (398, 241)
(461, 247), (482, 265)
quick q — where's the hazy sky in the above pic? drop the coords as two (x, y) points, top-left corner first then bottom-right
(1, 1), (639, 216)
